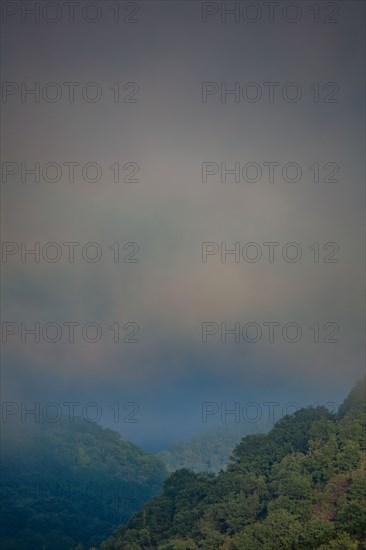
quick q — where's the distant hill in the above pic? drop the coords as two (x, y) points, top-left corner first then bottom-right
(102, 379), (366, 549)
(338, 377), (365, 417)
(0, 416), (167, 549)
(159, 422), (270, 474)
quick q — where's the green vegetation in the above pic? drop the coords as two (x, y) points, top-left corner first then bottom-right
(159, 423), (270, 474)
(102, 379), (366, 549)
(0, 416), (167, 549)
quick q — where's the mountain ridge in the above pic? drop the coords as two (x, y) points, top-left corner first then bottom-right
(101, 378), (366, 550)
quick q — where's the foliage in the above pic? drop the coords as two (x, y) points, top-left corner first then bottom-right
(159, 423), (269, 474)
(102, 379), (366, 550)
(0, 416), (167, 549)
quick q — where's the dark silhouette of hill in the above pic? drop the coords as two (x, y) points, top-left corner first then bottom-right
(0, 416), (167, 549)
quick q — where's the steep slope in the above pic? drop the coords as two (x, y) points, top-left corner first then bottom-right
(101, 379), (366, 549)
(0, 416), (167, 549)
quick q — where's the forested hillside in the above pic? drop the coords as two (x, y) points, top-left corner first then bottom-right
(159, 423), (270, 474)
(0, 416), (167, 549)
(102, 379), (366, 550)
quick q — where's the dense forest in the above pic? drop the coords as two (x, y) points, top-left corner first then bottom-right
(1, 380), (364, 549)
(101, 379), (365, 549)
(0, 416), (167, 549)
(159, 423), (270, 474)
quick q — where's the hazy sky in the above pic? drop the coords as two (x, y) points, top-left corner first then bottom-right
(1, 0), (365, 450)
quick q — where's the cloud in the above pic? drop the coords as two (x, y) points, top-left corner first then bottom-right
(2, 2), (364, 443)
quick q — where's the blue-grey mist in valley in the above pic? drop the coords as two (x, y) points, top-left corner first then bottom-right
(1, 1), (365, 454)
